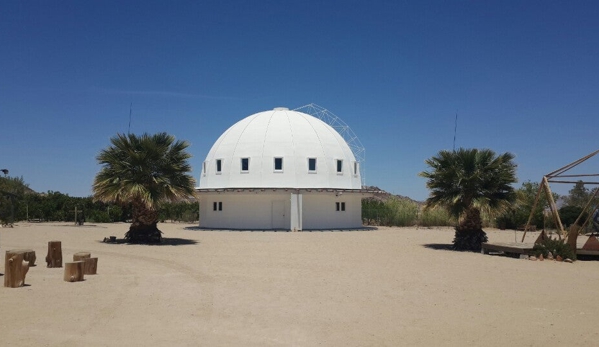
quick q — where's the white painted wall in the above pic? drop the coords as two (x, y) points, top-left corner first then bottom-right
(199, 191), (290, 230)
(199, 191), (365, 230)
(302, 193), (363, 229)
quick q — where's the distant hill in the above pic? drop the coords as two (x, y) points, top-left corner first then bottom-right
(363, 186), (423, 205)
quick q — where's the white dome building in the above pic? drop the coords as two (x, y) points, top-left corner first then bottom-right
(197, 107), (372, 230)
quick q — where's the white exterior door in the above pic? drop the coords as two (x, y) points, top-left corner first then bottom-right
(271, 200), (286, 229)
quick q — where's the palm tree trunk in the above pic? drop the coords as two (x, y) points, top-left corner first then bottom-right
(453, 207), (488, 251)
(125, 200), (162, 243)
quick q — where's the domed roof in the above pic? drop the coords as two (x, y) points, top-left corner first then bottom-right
(199, 107), (362, 189)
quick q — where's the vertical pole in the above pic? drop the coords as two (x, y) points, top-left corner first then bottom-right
(74, 206), (78, 226)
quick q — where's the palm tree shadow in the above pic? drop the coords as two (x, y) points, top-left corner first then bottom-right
(423, 243), (455, 251)
(97, 237), (198, 246)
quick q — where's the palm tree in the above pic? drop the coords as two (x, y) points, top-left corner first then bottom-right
(419, 148), (517, 251)
(93, 133), (196, 243)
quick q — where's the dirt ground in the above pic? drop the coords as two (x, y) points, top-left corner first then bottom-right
(1, 223), (598, 346)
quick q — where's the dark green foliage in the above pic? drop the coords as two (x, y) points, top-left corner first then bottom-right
(559, 205), (587, 227)
(532, 238), (576, 260)
(0, 176), (29, 225)
(496, 181), (558, 230)
(453, 207), (487, 251)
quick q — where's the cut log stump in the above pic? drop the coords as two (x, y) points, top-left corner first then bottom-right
(64, 261), (85, 282)
(73, 252), (91, 261)
(11, 249), (36, 266)
(83, 257), (98, 275)
(4, 250), (30, 288)
(46, 241), (62, 268)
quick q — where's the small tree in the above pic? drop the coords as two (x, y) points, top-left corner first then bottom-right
(93, 133), (196, 243)
(420, 148), (517, 251)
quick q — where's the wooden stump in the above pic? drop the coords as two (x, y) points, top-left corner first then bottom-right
(10, 249), (36, 266)
(83, 257), (98, 275)
(64, 261), (85, 282)
(46, 241), (62, 268)
(4, 250), (30, 288)
(73, 252), (91, 261)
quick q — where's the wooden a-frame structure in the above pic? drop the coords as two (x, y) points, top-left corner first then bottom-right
(521, 149), (599, 242)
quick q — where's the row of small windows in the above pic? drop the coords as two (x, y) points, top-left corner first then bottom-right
(203, 158), (359, 175)
(211, 201), (346, 212)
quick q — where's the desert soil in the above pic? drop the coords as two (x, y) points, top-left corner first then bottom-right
(1, 223), (598, 346)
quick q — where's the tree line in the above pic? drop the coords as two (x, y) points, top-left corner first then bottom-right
(0, 176), (198, 225)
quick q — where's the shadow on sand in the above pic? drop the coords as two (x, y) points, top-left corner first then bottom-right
(422, 243), (455, 251)
(97, 237), (198, 246)
(183, 226), (378, 232)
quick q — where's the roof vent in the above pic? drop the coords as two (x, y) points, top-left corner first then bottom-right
(273, 107), (288, 111)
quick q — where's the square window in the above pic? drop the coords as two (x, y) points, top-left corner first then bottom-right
(274, 157), (283, 171)
(216, 159), (222, 173)
(336, 202), (346, 211)
(336, 159), (343, 173)
(241, 158), (249, 172)
(308, 158), (317, 172)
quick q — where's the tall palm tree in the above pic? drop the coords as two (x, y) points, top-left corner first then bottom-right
(93, 133), (196, 243)
(419, 148), (517, 251)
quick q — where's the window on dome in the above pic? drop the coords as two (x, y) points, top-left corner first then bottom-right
(336, 202), (346, 212)
(202, 161), (207, 175)
(336, 159), (343, 174)
(353, 161), (359, 176)
(241, 158), (249, 172)
(216, 159), (222, 174)
(308, 158), (317, 172)
(274, 157), (283, 172)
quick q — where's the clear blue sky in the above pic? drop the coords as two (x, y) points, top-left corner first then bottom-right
(1, 0), (598, 201)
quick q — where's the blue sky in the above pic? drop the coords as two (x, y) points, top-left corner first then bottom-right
(1, 0), (598, 201)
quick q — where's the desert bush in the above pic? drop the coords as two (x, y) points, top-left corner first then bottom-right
(532, 238), (576, 260)
(419, 207), (453, 227)
(362, 198), (419, 226)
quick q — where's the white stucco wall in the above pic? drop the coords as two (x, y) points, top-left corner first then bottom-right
(302, 193), (363, 229)
(199, 191), (364, 230)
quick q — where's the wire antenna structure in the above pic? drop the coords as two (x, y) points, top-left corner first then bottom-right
(294, 103), (366, 187)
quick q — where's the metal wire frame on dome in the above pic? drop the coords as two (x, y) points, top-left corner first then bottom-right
(521, 149), (599, 242)
(294, 103), (366, 187)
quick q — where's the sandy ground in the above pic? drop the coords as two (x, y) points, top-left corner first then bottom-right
(1, 223), (599, 347)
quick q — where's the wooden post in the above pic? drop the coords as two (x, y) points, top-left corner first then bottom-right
(4, 250), (30, 288)
(83, 257), (98, 275)
(46, 241), (62, 268)
(10, 249), (36, 266)
(64, 261), (85, 282)
(73, 252), (91, 261)
(567, 225), (579, 256)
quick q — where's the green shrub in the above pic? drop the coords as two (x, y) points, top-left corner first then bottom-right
(532, 238), (576, 260)
(419, 207), (453, 227)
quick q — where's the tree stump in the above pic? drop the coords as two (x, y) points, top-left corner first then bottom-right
(11, 249), (36, 266)
(4, 250), (30, 288)
(73, 252), (91, 261)
(83, 257), (98, 275)
(46, 241), (62, 268)
(64, 261), (85, 282)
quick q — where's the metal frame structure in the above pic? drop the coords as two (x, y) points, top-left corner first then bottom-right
(294, 103), (366, 187)
(522, 149), (599, 242)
